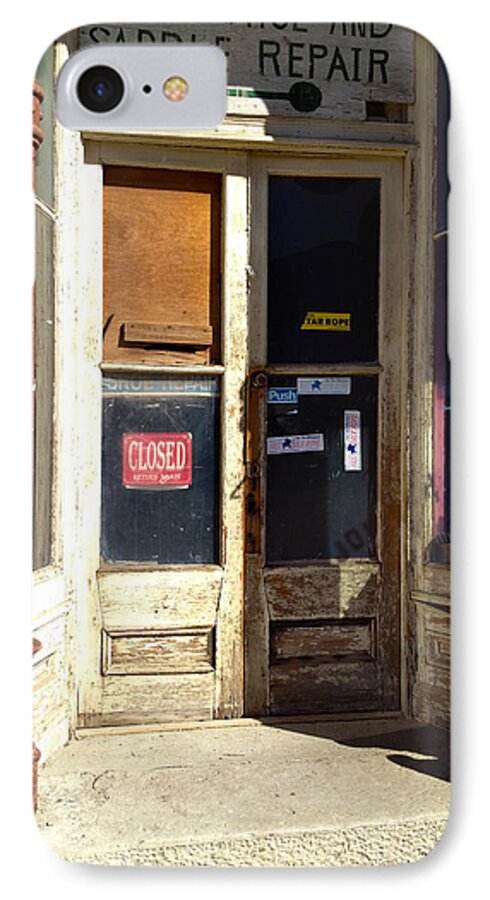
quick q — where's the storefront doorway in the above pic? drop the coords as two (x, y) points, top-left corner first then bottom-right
(77, 149), (405, 728)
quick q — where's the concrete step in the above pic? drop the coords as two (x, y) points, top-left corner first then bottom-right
(35, 717), (450, 866)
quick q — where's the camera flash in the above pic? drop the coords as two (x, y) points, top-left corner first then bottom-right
(163, 76), (189, 102)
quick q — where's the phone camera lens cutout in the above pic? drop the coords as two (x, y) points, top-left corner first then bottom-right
(76, 65), (124, 112)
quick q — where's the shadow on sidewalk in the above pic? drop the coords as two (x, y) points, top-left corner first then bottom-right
(270, 720), (450, 782)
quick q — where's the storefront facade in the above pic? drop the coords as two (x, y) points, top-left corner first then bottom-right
(33, 24), (450, 757)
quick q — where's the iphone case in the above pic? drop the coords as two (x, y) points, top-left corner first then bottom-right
(32, 22), (450, 866)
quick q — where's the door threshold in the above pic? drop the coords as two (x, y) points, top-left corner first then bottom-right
(75, 709), (403, 740)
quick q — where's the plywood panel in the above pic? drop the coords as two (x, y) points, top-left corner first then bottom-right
(102, 627), (214, 675)
(103, 167), (221, 365)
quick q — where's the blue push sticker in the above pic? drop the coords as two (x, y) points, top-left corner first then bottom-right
(267, 387), (298, 404)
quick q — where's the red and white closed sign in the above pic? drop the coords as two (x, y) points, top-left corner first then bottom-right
(122, 433), (192, 489)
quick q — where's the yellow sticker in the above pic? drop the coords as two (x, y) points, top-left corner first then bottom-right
(301, 312), (351, 331)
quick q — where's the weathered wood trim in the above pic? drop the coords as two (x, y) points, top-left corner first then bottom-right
(250, 153), (407, 178)
(244, 161), (268, 714)
(268, 363), (383, 376)
(75, 709), (403, 738)
(85, 142), (230, 171)
(82, 119), (415, 154)
(411, 590), (450, 610)
(214, 158), (249, 718)
(409, 36), (439, 593)
(244, 556), (269, 716)
(377, 158), (405, 710)
(31, 38), (81, 760)
(101, 362), (226, 376)
(399, 142), (415, 718)
(57, 125), (105, 723)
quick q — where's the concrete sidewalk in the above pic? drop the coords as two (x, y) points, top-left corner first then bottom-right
(35, 717), (450, 866)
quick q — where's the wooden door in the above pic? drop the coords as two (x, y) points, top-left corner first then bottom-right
(78, 163), (247, 727)
(245, 156), (404, 717)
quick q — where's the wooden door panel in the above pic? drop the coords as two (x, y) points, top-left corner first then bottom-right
(265, 563), (380, 619)
(101, 627), (214, 676)
(84, 568), (223, 727)
(87, 673), (215, 727)
(270, 619), (376, 662)
(97, 569), (222, 628)
(269, 660), (380, 715)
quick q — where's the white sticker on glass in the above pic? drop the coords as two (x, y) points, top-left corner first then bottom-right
(344, 410), (362, 471)
(297, 377), (351, 395)
(267, 433), (325, 455)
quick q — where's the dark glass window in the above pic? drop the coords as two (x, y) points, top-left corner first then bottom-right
(101, 376), (220, 565)
(266, 375), (377, 563)
(268, 177), (380, 364)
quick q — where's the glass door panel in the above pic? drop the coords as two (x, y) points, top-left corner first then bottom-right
(268, 176), (380, 364)
(266, 374), (377, 563)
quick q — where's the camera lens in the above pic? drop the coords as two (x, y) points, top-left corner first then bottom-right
(76, 66), (124, 113)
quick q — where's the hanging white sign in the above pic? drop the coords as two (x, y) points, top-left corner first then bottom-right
(344, 410), (362, 471)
